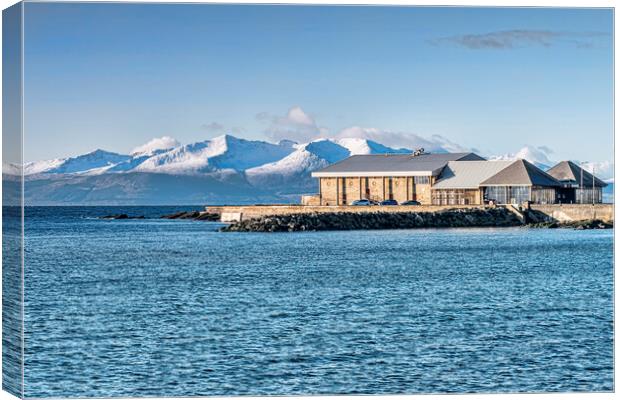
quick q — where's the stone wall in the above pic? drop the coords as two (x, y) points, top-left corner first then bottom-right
(221, 207), (523, 232)
(344, 177), (363, 203)
(529, 204), (614, 222)
(208, 204), (484, 222)
(368, 177), (384, 202)
(392, 177), (409, 203)
(301, 194), (321, 206)
(318, 176), (437, 205)
(415, 181), (432, 204)
(319, 178), (338, 205)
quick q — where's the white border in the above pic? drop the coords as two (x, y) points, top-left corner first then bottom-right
(0, 1), (615, 400)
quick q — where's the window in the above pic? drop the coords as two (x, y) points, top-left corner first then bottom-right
(531, 187), (556, 204)
(509, 186), (530, 204)
(484, 186), (530, 204)
(575, 188), (602, 204)
(414, 176), (430, 185)
(432, 189), (478, 205)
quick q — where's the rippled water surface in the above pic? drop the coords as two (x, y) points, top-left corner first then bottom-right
(23, 206), (613, 397)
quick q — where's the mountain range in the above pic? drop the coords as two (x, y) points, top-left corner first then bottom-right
(3, 135), (613, 205)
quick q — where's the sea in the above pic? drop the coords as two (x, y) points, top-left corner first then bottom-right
(11, 206), (615, 397)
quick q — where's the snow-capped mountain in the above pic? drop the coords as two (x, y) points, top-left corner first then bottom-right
(131, 136), (180, 156)
(489, 145), (554, 170)
(246, 138), (414, 192)
(133, 135), (294, 174)
(7, 135), (613, 205)
(24, 150), (132, 176)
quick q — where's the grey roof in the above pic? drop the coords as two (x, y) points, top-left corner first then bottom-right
(480, 159), (561, 187)
(546, 161), (608, 187)
(433, 160), (515, 189)
(311, 152), (485, 177)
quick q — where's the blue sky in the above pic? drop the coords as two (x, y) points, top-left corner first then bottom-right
(23, 4), (613, 163)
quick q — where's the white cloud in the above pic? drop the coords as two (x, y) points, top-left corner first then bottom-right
(131, 136), (180, 155)
(335, 126), (469, 153)
(258, 106), (327, 143)
(287, 106), (315, 125)
(579, 160), (614, 181)
(489, 145), (554, 168)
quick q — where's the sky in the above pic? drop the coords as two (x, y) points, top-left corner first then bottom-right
(22, 4), (613, 163)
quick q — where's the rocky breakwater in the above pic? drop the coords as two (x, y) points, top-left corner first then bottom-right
(220, 207), (521, 232)
(161, 211), (220, 221)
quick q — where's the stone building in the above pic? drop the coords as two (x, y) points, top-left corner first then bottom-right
(310, 152), (484, 205)
(309, 152), (607, 206)
(547, 160), (608, 204)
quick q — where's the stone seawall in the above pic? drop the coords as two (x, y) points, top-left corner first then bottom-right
(208, 203), (614, 223)
(221, 207), (522, 232)
(529, 204), (613, 223)
(207, 204), (481, 222)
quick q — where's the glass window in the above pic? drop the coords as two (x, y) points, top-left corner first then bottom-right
(575, 188), (602, 204)
(484, 186), (530, 204)
(414, 176), (430, 185)
(509, 186), (530, 204)
(531, 188), (556, 204)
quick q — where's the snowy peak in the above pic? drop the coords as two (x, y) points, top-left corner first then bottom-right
(131, 136), (181, 156)
(304, 139), (351, 163)
(244, 138), (408, 189)
(490, 145), (553, 170)
(210, 134), (295, 170)
(26, 150), (132, 175)
(134, 134), (294, 174)
(335, 138), (410, 155)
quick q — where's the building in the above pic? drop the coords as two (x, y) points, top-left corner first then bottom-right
(546, 160), (608, 204)
(478, 159), (561, 205)
(309, 151), (608, 206)
(310, 152), (484, 205)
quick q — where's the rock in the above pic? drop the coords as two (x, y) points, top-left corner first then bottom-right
(525, 218), (612, 230)
(100, 214), (145, 220)
(220, 207), (522, 232)
(161, 211), (200, 219)
(160, 211), (219, 221)
(194, 212), (220, 221)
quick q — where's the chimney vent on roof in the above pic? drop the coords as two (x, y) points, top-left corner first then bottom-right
(412, 148), (426, 157)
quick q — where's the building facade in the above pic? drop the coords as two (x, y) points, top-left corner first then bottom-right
(312, 153), (483, 206)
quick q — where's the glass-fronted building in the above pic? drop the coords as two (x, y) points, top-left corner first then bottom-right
(479, 160), (561, 205)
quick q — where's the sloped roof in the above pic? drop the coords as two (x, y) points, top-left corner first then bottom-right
(311, 152), (485, 177)
(546, 161), (608, 187)
(480, 159), (561, 187)
(433, 160), (515, 189)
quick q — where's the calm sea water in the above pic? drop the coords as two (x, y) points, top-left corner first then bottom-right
(22, 206), (613, 397)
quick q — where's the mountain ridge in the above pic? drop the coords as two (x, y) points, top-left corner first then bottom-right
(6, 135), (613, 205)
